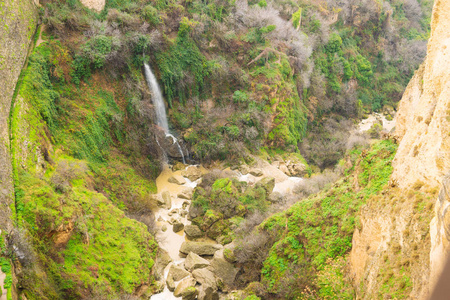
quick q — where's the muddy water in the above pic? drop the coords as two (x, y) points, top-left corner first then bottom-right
(150, 165), (207, 299)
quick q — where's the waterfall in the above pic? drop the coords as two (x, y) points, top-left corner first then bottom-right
(144, 63), (169, 132)
(144, 63), (186, 164)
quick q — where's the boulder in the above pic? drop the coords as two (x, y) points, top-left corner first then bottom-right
(168, 264), (190, 282)
(166, 275), (175, 291)
(185, 225), (203, 239)
(268, 191), (284, 203)
(198, 286), (219, 300)
(210, 249), (238, 287)
(180, 209), (188, 218)
(174, 277), (197, 297)
(161, 191), (172, 209)
(223, 248), (236, 263)
(172, 162), (186, 171)
(161, 224), (167, 232)
(185, 252), (210, 271)
(168, 175), (187, 185)
(192, 268), (217, 290)
(181, 286), (198, 300)
(153, 248), (172, 281)
(180, 241), (222, 256)
(238, 164), (250, 175)
(249, 168), (263, 177)
(279, 162), (291, 176)
(182, 166), (203, 181)
(255, 177), (275, 196)
(173, 220), (185, 233)
(168, 208), (179, 216)
(287, 161), (307, 177)
(182, 200), (190, 208)
(179, 192), (191, 200)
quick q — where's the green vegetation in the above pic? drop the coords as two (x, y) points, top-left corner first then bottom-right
(258, 140), (397, 298)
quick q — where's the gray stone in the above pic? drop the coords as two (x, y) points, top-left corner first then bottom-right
(182, 166), (203, 181)
(173, 220), (185, 233)
(174, 277), (197, 297)
(210, 249), (238, 287)
(161, 191), (172, 209)
(166, 275), (175, 292)
(192, 268), (217, 290)
(198, 286), (219, 300)
(255, 177), (275, 195)
(180, 241), (222, 256)
(168, 264), (190, 282)
(184, 225), (204, 239)
(249, 168), (263, 177)
(168, 175), (187, 185)
(185, 252), (210, 271)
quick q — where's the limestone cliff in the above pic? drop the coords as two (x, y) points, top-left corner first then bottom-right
(0, 0), (37, 231)
(349, 0), (450, 298)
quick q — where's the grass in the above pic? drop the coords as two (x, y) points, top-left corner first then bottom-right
(259, 140), (397, 298)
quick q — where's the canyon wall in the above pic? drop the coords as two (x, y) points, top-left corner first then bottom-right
(0, 0), (37, 231)
(350, 0), (450, 298)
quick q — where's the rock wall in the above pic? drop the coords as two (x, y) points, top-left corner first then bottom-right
(0, 0), (37, 231)
(392, 0), (450, 291)
(392, 0), (450, 189)
(350, 0), (450, 298)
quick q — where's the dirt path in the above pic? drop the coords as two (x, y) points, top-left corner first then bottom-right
(80, 0), (105, 11)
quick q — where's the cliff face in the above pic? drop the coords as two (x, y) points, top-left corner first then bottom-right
(392, 0), (450, 190)
(349, 0), (450, 298)
(0, 0), (37, 231)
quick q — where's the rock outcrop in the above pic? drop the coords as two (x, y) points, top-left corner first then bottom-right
(349, 0), (450, 298)
(0, 0), (37, 232)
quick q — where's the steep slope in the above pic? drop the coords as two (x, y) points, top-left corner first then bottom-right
(349, 0), (450, 298)
(0, 0), (37, 231)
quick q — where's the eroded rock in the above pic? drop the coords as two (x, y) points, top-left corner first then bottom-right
(174, 277), (197, 297)
(185, 225), (203, 239)
(168, 264), (190, 282)
(180, 241), (222, 256)
(168, 175), (187, 185)
(185, 252), (210, 271)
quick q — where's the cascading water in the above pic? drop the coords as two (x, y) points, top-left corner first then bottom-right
(144, 63), (186, 164)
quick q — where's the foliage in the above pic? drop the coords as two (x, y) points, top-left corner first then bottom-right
(259, 140), (397, 297)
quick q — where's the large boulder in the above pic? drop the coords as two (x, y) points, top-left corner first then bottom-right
(180, 241), (222, 256)
(173, 219), (185, 233)
(168, 175), (187, 185)
(185, 252), (210, 271)
(249, 168), (263, 177)
(210, 249), (238, 287)
(255, 177), (275, 196)
(166, 275), (175, 292)
(182, 166), (203, 181)
(192, 268), (217, 290)
(184, 225), (203, 239)
(168, 264), (190, 282)
(153, 248), (172, 280)
(174, 277), (197, 297)
(159, 191), (172, 209)
(198, 286), (219, 300)
(181, 287), (198, 300)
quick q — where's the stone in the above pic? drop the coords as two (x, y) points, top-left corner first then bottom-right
(179, 192), (191, 200)
(166, 275), (175, 292)
(174, 277), (197, 297)
(153, 248), (172, 281)
(182, 166), (203, 181)
(168, 175), (187, 185)
(168, 264), (190, 282)
(210, 249), (238, 287)
(287, 161), (307, 177)
(198, 286), (219, 300)
(255, 177), (275, 196)
(185, 252), (210, 271)
(182, 201), (190, 208)
(161, 224), (167, 232)
(181, 286), (198, 300)
(157, 215), (164, 222)
(268, 191), (284, 203)
(192, 268), (217, 290)
(161, 191), (172, 209)
(172, 161), (186, 171)
(173, 220), (185, 233)
(180, 209), (188, 218)
(180, 241), (223, 256)
(184, 225), (204, 239)
(168, 208), (179, 216)
(238, 164), (249, 175)
(223, 248), (236, 263)
(279, 162), (291, 176)
(249, 168), (263, 177)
